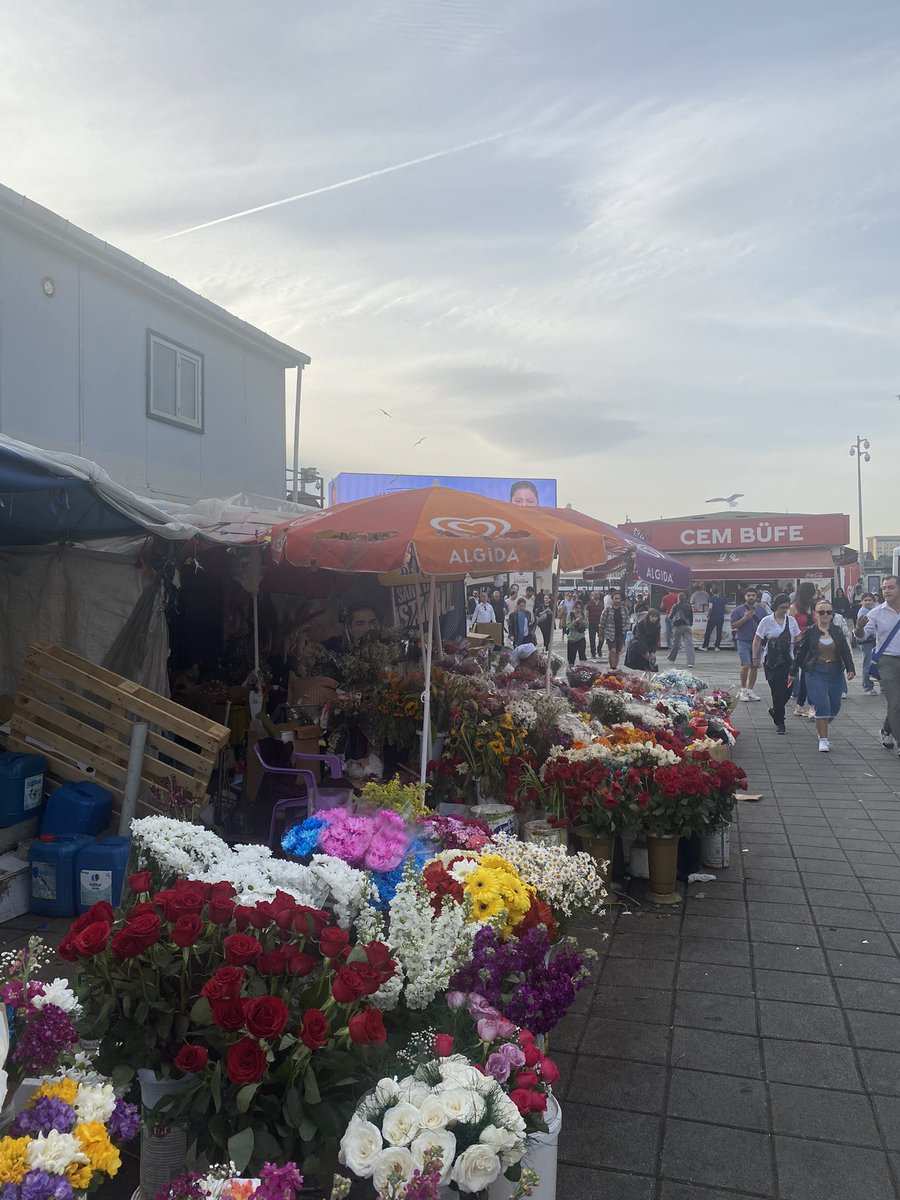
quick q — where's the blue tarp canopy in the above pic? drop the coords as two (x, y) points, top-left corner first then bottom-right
(0, 436), (194, 546)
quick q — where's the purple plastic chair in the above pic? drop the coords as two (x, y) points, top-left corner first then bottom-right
(253, 743), (353, 849)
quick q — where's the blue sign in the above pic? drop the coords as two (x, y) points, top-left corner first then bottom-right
(330, 473), (557, 508)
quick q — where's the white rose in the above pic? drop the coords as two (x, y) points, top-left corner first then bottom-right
(410, 1128), (457, 1184)
(479, 1123), (525, 1167)
(372, 1146), (414, 1194)
(338, 1118), (383, 1177)
(418, 1093), (450, 1131)
(373, 1077), (402, 1106)
(450, 1143), (502, 1193)
(74, 1082), (117, 1124)
(398, 1079), (430, 1107)
(381, 1101), (422, 1147)
(26, 1130), (88, 1174)
(438, 1086), (484, 1125)
(438, 1064), (485, 1092)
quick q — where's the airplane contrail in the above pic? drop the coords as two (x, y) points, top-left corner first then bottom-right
(155, 130), (512, 242)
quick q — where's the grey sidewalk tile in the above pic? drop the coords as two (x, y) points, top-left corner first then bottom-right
(568, 1054), (666, 1114)
(744, 868), (803, 886)
(686, 881), (747, 901)
(745, 901), (813, 924)
(558, 1103), (660, 1173)
(812, 905), (884, 930)
(667, 1067), (768, 1130)
(677, 961), (754, 997)
(820, 927), (895, 955)
(865, 893), (900, 912)
(749, 919), (820, 946)
(846, 1008), (900, 1051)
(680, 937), (752, 966)
(545, 1011), (587, 1051)
(774, 1136), (896, 1200)
(582, 1016), (671, 1064)
(681, 915), (750, 941)
(754, 969), (838, 1004)
(762, 1039), (862, 1090)
(684, 898), (749, 919)
(745, 883), (808, 903)
(835, 976), (900, 1014)
(608, 932), (679, 960)
(590, 983), (673, 1024)
(752, 942), (828, 974)
(660, 1183), (770, 1200)
(799, 873), (865, 892)
(805, 887), (875, 910)
(555, 1164), (654, 1200)
(790, 846), (847, 861)
(621, 914), (682, 936)
(674, 990), (757, 1036)
(757, 999), (849, 1044)
(827, 949), (900, 982)
(769, 1082), (881, 1146)
(795, 856), (856, 875)
(600, 958), (677, 989)
(661, 1119), (774, 1195)
(671, 1026), (762, 1078)
(872, 1094), (900, 1150)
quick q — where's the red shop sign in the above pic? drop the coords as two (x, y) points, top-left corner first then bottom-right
(620, 513), (849, 553)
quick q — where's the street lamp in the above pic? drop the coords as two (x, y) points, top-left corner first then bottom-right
(849, 436), (871, 569)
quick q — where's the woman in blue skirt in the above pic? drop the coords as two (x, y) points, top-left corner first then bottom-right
(790, 600), (855, 752)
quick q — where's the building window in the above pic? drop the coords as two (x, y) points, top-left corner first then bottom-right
(147, 332), (203, 431)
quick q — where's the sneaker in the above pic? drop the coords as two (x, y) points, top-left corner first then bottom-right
(882, 733), (896, 750)
(806, 706), (817, 719)
(748, 691), (762, 702)
(863, 689), (877, 696)
(739, 689), (750, 701)
(818, 737), (830, 752)
(793, 705), (805, 717)
(776, 724), (786, 734)
(697, 646), (707, 652)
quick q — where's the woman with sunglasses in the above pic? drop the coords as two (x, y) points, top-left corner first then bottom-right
(790, 601), (855, 751)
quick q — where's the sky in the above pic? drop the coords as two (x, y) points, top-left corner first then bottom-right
(2, 0), (900, 538)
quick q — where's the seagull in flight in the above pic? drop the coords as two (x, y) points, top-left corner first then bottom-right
(379, 408), (392, 418)
(413, 437), (427, 447)
(706, 493), (744, 508)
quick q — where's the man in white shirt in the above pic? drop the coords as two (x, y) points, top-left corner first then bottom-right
(863, 575), (900, 753)
(470, 590), (496, 629)
(690, 586), (710, 612)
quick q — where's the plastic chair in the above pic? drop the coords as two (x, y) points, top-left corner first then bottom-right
(252, 742), (353, 850)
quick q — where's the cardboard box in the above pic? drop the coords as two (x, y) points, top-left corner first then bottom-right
(0, 851), (30, 922)
(473, 621), (503, 648)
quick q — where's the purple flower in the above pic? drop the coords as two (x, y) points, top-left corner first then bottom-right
(153, 1174), (205, 1200)
(107, 1097), (140, 1142)
(253, 1162), (304, 1200)
(485, 1051), (511, 1083)
(20, 1172), (74, 1200)
(10, 1005), (78, 1074)
(445, 990), (467, 1010)
(12, 1098), (76, 1137)
(1, 1183), (20, 1200)
(498, 1043), (526, 1068)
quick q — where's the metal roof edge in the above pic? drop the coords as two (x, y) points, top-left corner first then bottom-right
(0, 182), (310, 368)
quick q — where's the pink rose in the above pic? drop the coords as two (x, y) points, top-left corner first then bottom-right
(498, 1043), (526, 1068)
(539, 1056), (560, 1085)
(485, 1052), (511, 1083)
(434, 1033), (455, 1057)
(446, 991), (468, 1010)
(468, 994), (500, 1020)
(477, 1016), (516, 1042)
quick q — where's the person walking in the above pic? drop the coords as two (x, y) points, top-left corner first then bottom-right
(625, 608), (661, 674)
(470, 589), (496, 629)
(597, 592), (627, 670)
(832, 587), (854, 622)
(586, 592), (606, 659)
(751, 593), (800, 734)
(661, 588), (679, 649)
(788, 582), (817, 717)
(667, 592), (696, 667)
(565, 601), (588, 666)
(731, 587), (767, 701)
(507, 598), (536, 648)
(855, 592), (878, 696)
(533, 591), (553, 648)
(701, 586), (727, 651)
(791, 599), (855, 751)
(861, 575), (900, 753)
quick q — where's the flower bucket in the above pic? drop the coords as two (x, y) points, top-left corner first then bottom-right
(646, 834), (681, 905)
(471, 803), (517, 837)
(486, 1095), (562, 1200)
(576, 832), (613, 893)
(702, 824), (731, 869)
(137, 1068), (194, 1200)
(628, 838), (649, 879)
(524, 819), (567, 848)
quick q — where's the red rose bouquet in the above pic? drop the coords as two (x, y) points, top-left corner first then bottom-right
(65, 874), (399, 1176)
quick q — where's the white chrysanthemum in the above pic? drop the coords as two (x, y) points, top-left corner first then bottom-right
(74, 1081), (116, 1124)
(338, 1117), (383, 1178)
(410, 1128), (457, 1183)
(32, 978), (81, 1015)
(26, 1130), (89, 1174)
(372, 1145), (414, 1193)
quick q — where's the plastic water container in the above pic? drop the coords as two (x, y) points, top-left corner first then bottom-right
(41, 780), (113, 837)
(76, 836), (132, 913)
(28, 834), (95, 916)
(0, 753), (47, 828)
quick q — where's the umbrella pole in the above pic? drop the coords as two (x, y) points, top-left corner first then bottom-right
(420, 578), (437, 783)
(546, 562), (560, 695)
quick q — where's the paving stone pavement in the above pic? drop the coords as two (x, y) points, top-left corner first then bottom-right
(556, 650), (900, 1199)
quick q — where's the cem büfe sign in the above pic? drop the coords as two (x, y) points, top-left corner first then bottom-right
(623, 514), (850, 552)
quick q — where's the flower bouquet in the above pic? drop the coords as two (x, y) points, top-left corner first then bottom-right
(487, 834), (608, 926)
(0, 940), (80, 1104)
(641, 760), (718, 838)
(337, 1057), (530, 1197)
(0, 1071), (138, 1196)
(154, 1160), (308, 1200)
(63, 878), (399, 1176)
(443, 712), (529, 802)
(526, 746), (638, 841)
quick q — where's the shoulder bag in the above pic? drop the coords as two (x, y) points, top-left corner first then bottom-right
(868, 614), (900, 682)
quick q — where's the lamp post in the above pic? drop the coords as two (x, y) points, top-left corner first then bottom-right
(849, 436), (871, 571)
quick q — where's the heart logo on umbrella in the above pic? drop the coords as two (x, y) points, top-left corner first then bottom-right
(430, 516), (512, 538)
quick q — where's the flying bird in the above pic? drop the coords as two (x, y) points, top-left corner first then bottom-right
(413, 437), (427, 447)
(379, 408), (392, 418)
(706, 494), (744, 508)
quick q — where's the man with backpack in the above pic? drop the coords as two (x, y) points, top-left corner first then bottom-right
(751, 594), (800, 733)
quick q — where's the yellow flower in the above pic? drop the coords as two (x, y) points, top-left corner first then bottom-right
(0, 1137), (30, 1185)
(66, 1161), (95, 1190)
(34, 1078), (78, 1105)
(473, 892), (504, 920)
(74, 1123), (121, 1177)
